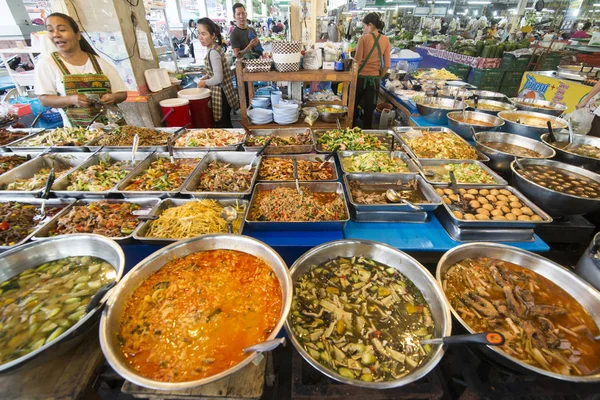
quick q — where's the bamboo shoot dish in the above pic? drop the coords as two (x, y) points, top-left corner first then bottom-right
(291, 256), (435, 382)
(2, 165), (71, 191)
(258, 158), (334, 181)
(17, 127), (102, 147)
(442, 257), (600, 376)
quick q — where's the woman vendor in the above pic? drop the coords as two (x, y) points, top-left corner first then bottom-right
(196, 18), (240, 128)
(353, 13), (391, 129)
(34, 13), (128, 127)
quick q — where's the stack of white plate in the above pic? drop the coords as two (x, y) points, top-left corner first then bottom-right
(273, 103), (299, 125)
(251, 97), (271, 109)
(248, 108), (273, 125)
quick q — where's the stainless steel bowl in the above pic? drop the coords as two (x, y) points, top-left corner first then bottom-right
(498, 111), (568, 141)
(437, 87), (473, 100)
(470, 90), (507, 102)
(100, 234), (292, 390)
(510, 158), (600, 217)
(474, 131), (556, 174)
(317, 105), (348, 123)
(510, 98), (568, 117)
(447, 111), (504, 140)
(285, 239), (452, 389)
(415, 97), (464, 125)
(541, 132), (600, 172)
(437, 243), (600, 382)
(465, 99), (517, 116)
(0, 234), (125, 373)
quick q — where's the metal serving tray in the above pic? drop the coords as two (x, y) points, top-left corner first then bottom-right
(0, 152), (43, 178)
(438, 184), (553, 229)
(343, 173), (442, 212)
(0, 128), (46, 152)
(394, 126), (490, 162)
(0, 197), (76, 251)
(133, 198), (249, 243)
(257, 154), (339, 182)
(173, 128), (247, 152)
(181, 151), (260, 198)
(89, 127), (179, 152)
(0, 153), (93, 197)
(338, 151), (420, 175)
(51, 151), (151, 198)
(7, 128), (104, 152)
(114, 151), (205, 198)
(32, 197), (161, 243)
(246, 182), (349, 231)
(350, 208), (429, 223)
(435, 209), (535, 242)
(417, 159), (507, 186)
(314, 129), (397, 153)
(243, 128), (314, 154)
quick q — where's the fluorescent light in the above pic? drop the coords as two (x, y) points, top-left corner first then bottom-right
(427, 0), (451, 3)
(397, 4), (416, 7)
(493, 10), (497, 16)
(448, 9), (453, 14)
(474, 9), (478, 15)
(468, 1), (490, 4)
(594, 3), (600, 5)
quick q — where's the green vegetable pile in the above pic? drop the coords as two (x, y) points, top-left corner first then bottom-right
(317, 128), (389, 151)
(342, 152), (409, 173)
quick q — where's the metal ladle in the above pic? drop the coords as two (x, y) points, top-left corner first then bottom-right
(241, 137), (272, 171)
(420, 332), (505, 347)
(220, 206), (238, 234)
(385, 189), (423, 210)
(243, 337), (286, 354)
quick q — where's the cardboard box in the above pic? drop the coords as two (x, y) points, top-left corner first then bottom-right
(322, 62), (335, 70)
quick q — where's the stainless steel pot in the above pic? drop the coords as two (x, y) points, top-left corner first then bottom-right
(470, 90), (507, 102)
(447, 111), (504, 140)
(437, 243), (600, 382)
(0, 234), (125, 373)
(437, 87), (473, 100)
(498, 111), (568, 141)
(575, 232), (600, 291)
(317, 105), (348, 123)
(415, 97), (464, 125)
(465, 99), (517, 116)
(541, 132), (600, 172)
(510, 98), (568, 117)
(511, 158), (600, 217)
(100, 234), (292, 390)
(474, 131), (556, 174)
(285, 239), (451, 389)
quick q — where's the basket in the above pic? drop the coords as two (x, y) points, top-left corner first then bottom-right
(242, 58), (272, 73)
(40, 109), (62, 123)
(389, 56), (422, 72)
(272, 41), (301, 72)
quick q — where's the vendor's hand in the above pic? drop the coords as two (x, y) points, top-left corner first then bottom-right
(249, 38), (259, 48)
(100, 93), (117, 106)
(71, 94), (92, 108)
(197, 79), (207, 88)
(576, 101), (588, 110)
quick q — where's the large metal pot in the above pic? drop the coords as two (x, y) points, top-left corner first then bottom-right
(465, 99), (517, 116)
(474, 131), (556, 174)
(470, 90), (507, 102)
(541, 132), (600, 172)
(0, 234), (125, 373)
(99, 234), (292, 390)
(447, 111), (504, 140)
(510, 98), (568, 117)
(415, 97), (464, 125)
(437, 243), (600, 382)
(575, 232), (600, 291)
(511, 158), (600, 217)
(285, 239), (451, 389)
(437, 87), (472, 100)
(498, 111), (568, 141)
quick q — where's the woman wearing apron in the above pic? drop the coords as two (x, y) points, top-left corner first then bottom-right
(34, 13), (128, 128)
(196, 18), (240, 128)
(353, 13), (391, 129)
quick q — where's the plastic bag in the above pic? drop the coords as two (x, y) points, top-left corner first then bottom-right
(302, 107), (319, 126)
(564, 107), (595, 135)
(303, 48), (322, 70)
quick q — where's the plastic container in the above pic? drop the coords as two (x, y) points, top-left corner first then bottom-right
(178, 88), (213, 128)
(390, 56), (422, 72)
(159, 98), (192, 128)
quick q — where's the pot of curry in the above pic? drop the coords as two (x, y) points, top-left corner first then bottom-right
(541, 132), (600, 172)
(447, 111), (504, 140)
(437, 243), (600, 382)
(510, 98), (568, 117)
(498, 111), (568, 141)
(99, 234), (292, 390)
(285, 239), (452, 388)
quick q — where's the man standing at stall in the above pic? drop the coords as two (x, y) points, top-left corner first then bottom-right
(230, 3), (263, 59)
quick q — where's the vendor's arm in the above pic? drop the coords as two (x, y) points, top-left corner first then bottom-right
(233, 39), (259, 58)
(354, 36), (365, 66)
(577, 81), (600, 109)
(380, 39), (391, 79)
(201, 50), (223, 87)
(39, 94), (91, 108)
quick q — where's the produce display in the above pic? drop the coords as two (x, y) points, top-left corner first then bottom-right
(341, 152), (409, 173)
(291, 256), (435, 382)
(2, 165), (71, 191)
(144, 200), (245, 239)
(193, 162), (254, 193)
(16, 127), (103, 147)
(442, 257), (600, 376)
(98, 126), (167, 146)
(258, 158), (334, 181)
(245, 130), (311, 147)
(174, 129), (245, 148)
(413, 68), (459, 81)
(402, 130), (478, 160)
(123, 158), (198, 192)
(0, 129), (27, 146)
(248, 187), (347, 222)
(66, 160), (129, 191)
(118, 249), (282, 382)
(0, 155), (30, 175)
(516, 165), (600, 198)
(437, 187), (545, 222)
(316, 128), (389, 151)
(480, 142), (543, 158)
(349, 180), (428, 204)
(0, 256), (115, 364)
(448, 39), (529, 58)
(427, 163), (497, 184)
(554, 142), (600, 159)
(50, 201), (141, 237)
(0, 202), (60, 246)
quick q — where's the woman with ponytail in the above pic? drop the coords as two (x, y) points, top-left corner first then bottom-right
(196, 18), (240, 128)
(34, 13), (127, 127)
(353, 13), (391, 129)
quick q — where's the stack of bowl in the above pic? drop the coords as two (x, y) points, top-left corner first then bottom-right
(248, 108), (273, 125)
(273, 103), (299, 125)
(250, 97), (271, 109)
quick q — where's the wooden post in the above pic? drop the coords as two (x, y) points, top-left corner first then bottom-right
(346, 61), (358, 128)
(236, 61), (250, 127)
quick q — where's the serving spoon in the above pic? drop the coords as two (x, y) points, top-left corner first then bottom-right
(385, 189), (423, 210)
(448, 170), (460, 201)
(243, 337), (286, 354)
(38, 167), (55, 219)
(220, 206), (238, 234)
(546, 120), (557, 143)
(420, 332), (505, 347)
(293, 157), (302, 197)
(513, 156), (525, 171)
(312, 145), (339, 171)
(402, 143), (435, 177)
(241, 137), (271, 171)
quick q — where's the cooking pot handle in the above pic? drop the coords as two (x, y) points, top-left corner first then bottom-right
(85, 281), (117, 314)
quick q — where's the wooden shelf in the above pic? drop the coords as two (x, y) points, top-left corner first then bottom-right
(239, 69), (354, 82)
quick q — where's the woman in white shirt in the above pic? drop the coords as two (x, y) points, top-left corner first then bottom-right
(34, 13), (127, 127)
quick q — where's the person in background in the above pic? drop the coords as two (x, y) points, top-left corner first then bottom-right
(353, 12), (390, 129)
(196, 18), (239, 128)
(186, 19), (197, 64)
(572, 21), (592, 39)
(267, 15), (273, 32)
(34, 12), (127, 128)
(230, 3), (263, 59)
(488, 23), (498, 38)
(228, 21), (235, 34)
(328, 20), (338, 41)
(284, 19), (289, 35)
(276, 20), (284, 33)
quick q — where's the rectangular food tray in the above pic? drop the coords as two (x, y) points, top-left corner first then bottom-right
(181, 151), (260, 198)
(338, 151), (420, 175)
(7, 128), (104, 152)
(133, 198), (249, 243)
(0, 128), (46, 151)
(245, 182), (349, 231)
(418, 159), (507, 186)
(436, 209), (535, 242)
(88, 127), (180, 152)
(314, 129), (397, 153)
(32, 197), (161, 243)
(257, 154), (339, 182)
(243, 128), (314, 154)
(173, 128), (247, 151)
(350, 208), (429, 223)
(0, 152), (43, 179)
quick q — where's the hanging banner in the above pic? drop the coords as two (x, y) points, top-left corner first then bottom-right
(518, 72), (591, 113)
